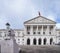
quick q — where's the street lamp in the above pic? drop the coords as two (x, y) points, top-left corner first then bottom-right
(6, 23), (10, 30)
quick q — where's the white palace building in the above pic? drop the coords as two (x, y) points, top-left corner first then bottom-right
(0, 13), (60, 46)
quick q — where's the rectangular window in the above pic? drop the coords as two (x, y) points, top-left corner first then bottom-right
(38, 32), (40, 34)
(33, 32), (36, 34)
(18, 32), (20, 37)
(23, 39), (24, 41)
(0, 32), (2, 37)
(18, 39), (20, 41)
(4, 32), (7, 37)
(5, 34), (6, 37)
(59, 32), (60, 34)
(27, 32), (30, 34)
(49, 32), (51, 34)
(18, 42), (20, 43)
(43, 32), (45, 34)
(27, 26), (30, 31)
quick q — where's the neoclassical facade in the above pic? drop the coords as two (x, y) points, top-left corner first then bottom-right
(0, 15), (60, 46)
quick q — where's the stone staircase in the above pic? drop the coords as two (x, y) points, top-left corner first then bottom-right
(19, 45), (60, 53)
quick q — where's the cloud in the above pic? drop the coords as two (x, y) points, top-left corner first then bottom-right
(47, 15), (55, 21)
(0, 0), (33, 29)
(56, 23), (60, 29)
(0, 0), (60, 29)
(0, 15), (8, 29)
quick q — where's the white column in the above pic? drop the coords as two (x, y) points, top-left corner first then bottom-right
(47, 26), (49, 35)
(53, 26), (56, 35)
(41, 38), (43, 45)
(37, 38), (38, 45)
(41, 25), (43, 35)
(2, 32), (5, 37)
(47, 38), (50, 45)
(36, 25), (38, 35)
(15, 32), (18, 37)
(30, 26), (33, 35)
(31, 38), (33, 45)
(2, 32), (4, 39)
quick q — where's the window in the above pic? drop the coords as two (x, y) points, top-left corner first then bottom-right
(38, 32), (40, 34)
(38, 38), (41, 45)
(23, 39), (24, 40)
(59, 32), (60, 34)
(27, 32), (30, 34)
(43, 32), (45, 34)
(18, 39), (20, 41)
(27, 38), (30, 45)
(4, 32), (7, 37)
(18, 32), (20, 36)
(5, 34), (6, 37)
(33, 32), (36, 34)
(50, 38), (53, 45)
(27, 26), (30, 30)
(43, 38), (47, 45)
(18, 42), (20, 43)
(0, 32), (2, 37)
(49, 32), (51, 34)
(33, 38), (36, 45)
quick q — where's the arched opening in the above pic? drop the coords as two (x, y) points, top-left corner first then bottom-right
(33, 38), (36, 45)
(27, 38), (30, 45)
(38, 38), (41, 45)
(43, 38), (47, 45)
(50, 38), (53, 45)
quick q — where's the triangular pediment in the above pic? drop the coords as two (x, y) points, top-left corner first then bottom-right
(24, 16), (56, 24)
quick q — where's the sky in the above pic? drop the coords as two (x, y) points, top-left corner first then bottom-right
(0, 0), (60, 29)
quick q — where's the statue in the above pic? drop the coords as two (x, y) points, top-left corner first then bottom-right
(0, 23), (19, 53)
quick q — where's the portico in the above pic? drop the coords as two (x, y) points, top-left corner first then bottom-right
(24, 15), (56, 45)
(25, 25), (55, 36)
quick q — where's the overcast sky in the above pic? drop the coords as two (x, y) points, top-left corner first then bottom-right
(0, 0), (60, 29)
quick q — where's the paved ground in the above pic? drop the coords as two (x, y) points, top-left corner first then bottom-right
(19, 45), (60, 53)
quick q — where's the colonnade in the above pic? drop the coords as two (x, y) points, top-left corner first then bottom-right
(25, 25), (55, 35)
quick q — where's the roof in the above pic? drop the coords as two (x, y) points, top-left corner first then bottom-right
(24, 15), (56, 24)
(0, 29), (23, 31)
(56, 29), (60, 31)
(13, 29), (23, 31)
